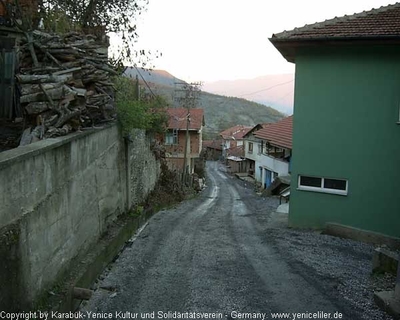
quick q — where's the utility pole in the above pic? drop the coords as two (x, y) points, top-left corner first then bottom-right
(174, 81), (202, 184)
(182, 110), (190, 184)
(135, 74), (140, 101)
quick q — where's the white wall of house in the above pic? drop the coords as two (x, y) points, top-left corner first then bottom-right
(257, 155), (289, 176)
(244, 140), (259, 162)
(245, 139), (290, 187)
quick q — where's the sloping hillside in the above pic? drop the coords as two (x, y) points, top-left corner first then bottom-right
(124, 68), (285, 139)
(199, 92), (284, 139)
(203, 74), (295, 115)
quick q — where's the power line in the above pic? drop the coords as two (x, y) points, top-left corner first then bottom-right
(133, 65), (157, 100)
(238, 80), (294, 97)
(269, 89), (294, 104)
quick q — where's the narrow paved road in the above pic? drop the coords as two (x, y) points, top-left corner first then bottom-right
(81, 161), (363, 319)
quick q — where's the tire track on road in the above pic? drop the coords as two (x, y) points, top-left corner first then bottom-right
(227, 176), (348, 317)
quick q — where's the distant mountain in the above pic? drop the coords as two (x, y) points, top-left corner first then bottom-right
(124, 68), (183, 88)
(123, 68), (286, 139)
(203, 74), (295, 115)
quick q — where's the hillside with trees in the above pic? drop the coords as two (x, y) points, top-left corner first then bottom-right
(125, 68), (285, 139)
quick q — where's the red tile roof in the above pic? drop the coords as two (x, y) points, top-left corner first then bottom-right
(167, 108), (204, 131)
(220, 125), (253, 140)
(243, 123), (273, 138)
(254, 116), (293, 149)
(227, 145), (245, 158)
(203, 139), (223, 151)
(271, 3), (400, 41)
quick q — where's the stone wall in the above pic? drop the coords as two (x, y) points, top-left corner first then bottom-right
(126, 129), (161, 211)
(0, 124), (160, 310)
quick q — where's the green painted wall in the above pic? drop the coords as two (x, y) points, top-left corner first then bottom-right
(290, 45), (400, 238)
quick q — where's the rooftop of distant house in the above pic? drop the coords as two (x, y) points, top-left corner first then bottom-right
(203, 139), (223, 151)
(243, 123), (272, 138)
(227, 145), (245, 158)
(167, 108), (204, 131)
(270, 2), (400, 62)
(254, 116), (293, 150)
(220, 125), (253, 140)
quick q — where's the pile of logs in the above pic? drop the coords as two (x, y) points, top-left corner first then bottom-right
(17, 30), (118, 145)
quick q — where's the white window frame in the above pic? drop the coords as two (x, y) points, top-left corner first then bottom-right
(297, 175), (348, 196)
(165, 129), (178, 145)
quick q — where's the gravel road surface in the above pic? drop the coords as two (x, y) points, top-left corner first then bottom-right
(81, 161), (393, 320)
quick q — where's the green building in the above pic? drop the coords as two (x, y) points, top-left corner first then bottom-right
(269, 3), (400, 238)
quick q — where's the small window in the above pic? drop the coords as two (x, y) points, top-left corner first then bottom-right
(300, 176), (322, 188)
(165, 129), (178, 145)
(324, 178), (347, 191)
(248, 142), (253, 153)
(257, 143), (262, 155)
(298, 175), (348, 195)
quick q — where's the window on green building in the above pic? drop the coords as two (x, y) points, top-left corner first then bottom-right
(299, 176), (321, 187)
(298, 175), (348, 195)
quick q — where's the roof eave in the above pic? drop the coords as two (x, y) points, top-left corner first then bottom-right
(269, 36), (400, 63)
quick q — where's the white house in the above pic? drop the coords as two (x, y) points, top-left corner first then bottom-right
(244, 116), (293, 188)
(220, 125), (253, 158)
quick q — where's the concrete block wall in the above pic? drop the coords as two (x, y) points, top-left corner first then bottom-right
(0, 124), (160, 310)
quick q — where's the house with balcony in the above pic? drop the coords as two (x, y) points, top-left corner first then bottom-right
(162, 108), (204, 174)
(244, 117), (292, 189)
(269, 3), (400, 238)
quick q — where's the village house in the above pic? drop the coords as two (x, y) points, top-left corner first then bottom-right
(202, 139), (223, 161)
(269, 3), (400, 238)
(219, 125), (252, 159)
(226, 145), (246, 174)
(162, 108), (204, 174)
(244, 117), (292, 189)
(243, 123), (268, 178)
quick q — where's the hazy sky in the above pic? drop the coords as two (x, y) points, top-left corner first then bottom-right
(114, 0), (395, 83)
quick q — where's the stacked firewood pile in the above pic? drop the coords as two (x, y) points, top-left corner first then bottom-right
(17, 30), (117, 145)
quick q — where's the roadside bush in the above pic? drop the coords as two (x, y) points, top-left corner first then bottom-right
(113, 76), (168, 135)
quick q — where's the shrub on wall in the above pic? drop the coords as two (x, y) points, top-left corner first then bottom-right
(114, 76), (168, 136)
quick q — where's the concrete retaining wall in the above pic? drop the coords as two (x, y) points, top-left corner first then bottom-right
(0, 124), (160, 310)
